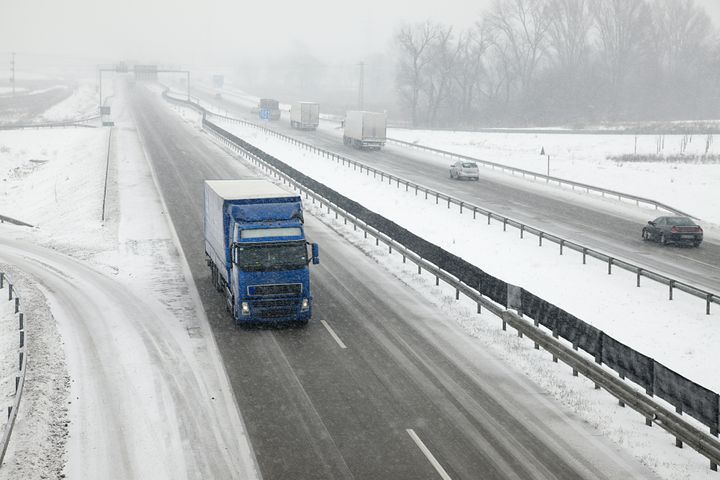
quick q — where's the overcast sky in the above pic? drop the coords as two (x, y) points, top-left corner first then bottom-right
(2, 0), (720, 68)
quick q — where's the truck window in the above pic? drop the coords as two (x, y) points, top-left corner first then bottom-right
(236, 242), (308, 272)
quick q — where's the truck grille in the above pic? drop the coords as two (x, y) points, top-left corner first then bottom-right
(251, 298), (300, 319)
(248, 283), (302, 296)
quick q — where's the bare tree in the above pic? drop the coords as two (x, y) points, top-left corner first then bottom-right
(485, 0), (550, 98)
(452, 26), (492, 124)
(394, 21), (442, 126)
(591, 0), (650, 91)
(651, 0), (712, 73)
(546, 0), (591, 75)
(423, 25), (457, 126)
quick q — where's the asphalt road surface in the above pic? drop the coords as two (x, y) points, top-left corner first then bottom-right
(129, 84), (663, 479)
(192, 85), (720, 296)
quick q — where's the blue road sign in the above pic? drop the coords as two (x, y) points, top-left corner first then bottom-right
(260, 108), (270, 120)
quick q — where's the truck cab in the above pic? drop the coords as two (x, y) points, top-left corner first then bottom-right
(205, 180), (319, 325)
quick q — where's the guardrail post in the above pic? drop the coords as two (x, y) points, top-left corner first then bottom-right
(503, 218), (507, 232)
(676, 406), (683, 448)
(560, 240), (564, 255)
(0, 272), (4, 288)
(539, 232), (543, 246)
(487, 212), (491, 225)
(14, 297), (19, 314)
(436, 193), (439, 205)
(708, 295), (712, 315)
(520, 225), (524, 239)
(608, 258), (613, 274)
(459, 202), (463, 214)
(455, 288), (460, 300)
(618, 374), (626, 407)
(8, 284), (12, 301)
(19, 330), (24, 349)
(473, 207), (477, 219)
(447, 198), (451, 209)
(572, 344), (579, 376)
(435, 276), (439, 286)
(669, 281), (674, 300)
(637, 269), (642, 287)
(417, 265), (421, 274)
(19, 313), (23, 330)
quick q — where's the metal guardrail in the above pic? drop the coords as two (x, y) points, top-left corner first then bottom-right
(199, 116), (720, 472)
(0, 115), (101, 131)
(0, 272), (27, 467)
(0, 215), (33, 228)
(175, 97), (717, 314)
(386, 137), (698, 219)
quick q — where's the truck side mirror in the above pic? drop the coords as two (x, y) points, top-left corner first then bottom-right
(231, 244), (239, 264)
(312, 243), (320, 265)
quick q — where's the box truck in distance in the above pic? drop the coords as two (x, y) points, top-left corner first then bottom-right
(258, 98), (281, 120)
(204, 180), (320, 325)
(291, 102), (320, 130)
(343, 111), (387, 150)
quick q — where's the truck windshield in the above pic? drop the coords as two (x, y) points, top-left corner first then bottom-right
(236, 242), (307, 272)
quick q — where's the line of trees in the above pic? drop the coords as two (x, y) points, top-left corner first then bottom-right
(394, 0), (720, 127)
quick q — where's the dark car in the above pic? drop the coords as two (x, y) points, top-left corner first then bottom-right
(642, 216), (703, 247)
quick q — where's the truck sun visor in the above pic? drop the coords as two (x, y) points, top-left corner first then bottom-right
(228, 202), (303, 222)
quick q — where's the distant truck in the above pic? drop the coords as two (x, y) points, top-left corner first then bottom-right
(343, 111), (387, 150)
(212, 74), (224, 88)
(258, 98), (281, 120)
(290, 102), (319, 130)
(204, 180), (320, 325)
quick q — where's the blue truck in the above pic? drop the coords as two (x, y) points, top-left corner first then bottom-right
(204, 180), (319, 325)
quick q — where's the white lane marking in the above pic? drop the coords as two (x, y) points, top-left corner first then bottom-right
(673, 253), (720, 271)
(406, 429), (453, 480)
(320, 320), (347, 349)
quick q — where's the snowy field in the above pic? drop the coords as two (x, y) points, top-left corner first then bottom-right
(389, 129), (720, 225)
(39, 83), (100, 121)
(215, 119), (718, 390)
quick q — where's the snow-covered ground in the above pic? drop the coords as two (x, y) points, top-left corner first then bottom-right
(388, 129), (720, 225)
(215, 119), (718, 390)
(0, 83), (258, 478)
(39, 83), (100, 122)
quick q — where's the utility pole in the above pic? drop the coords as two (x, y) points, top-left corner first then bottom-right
(358, 61), (364, 110)
(10, 52), (16, 96)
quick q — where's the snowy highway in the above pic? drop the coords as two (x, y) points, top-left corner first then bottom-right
(128, 85), (662, 479)
(191, 86), (720, 295)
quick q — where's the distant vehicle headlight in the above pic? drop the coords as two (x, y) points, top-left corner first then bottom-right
(301, 298), (310, 311)
(241, 302), (250, 315)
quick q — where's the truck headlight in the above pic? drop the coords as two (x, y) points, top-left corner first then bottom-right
(241, 302), (250, 315)
(301, 298), (310, 311)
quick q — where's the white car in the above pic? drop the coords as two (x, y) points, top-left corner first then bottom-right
(450, 161), (479, 180)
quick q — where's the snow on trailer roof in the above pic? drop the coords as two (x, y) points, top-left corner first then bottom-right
(205, 180), (296, 200)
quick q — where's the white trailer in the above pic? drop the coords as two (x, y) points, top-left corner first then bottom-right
(343, 111), (386, 150)
(290, 102), (320, 130)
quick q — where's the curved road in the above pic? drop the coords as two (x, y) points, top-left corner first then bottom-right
(131, 84), (661, 479)
(192, 85), (720, 295)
